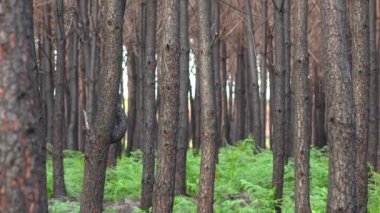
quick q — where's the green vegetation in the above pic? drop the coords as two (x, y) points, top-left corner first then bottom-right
(47, 139), (380, 212)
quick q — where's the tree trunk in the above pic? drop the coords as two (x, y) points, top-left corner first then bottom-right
(152, 0), (180, 211)
(212, 0), (222, 151)
(126, 44), (137, 157)
(193, 59), (201, 154)
(272, 0), (286, 211)
(53, 0), (67, 197)
(221, 41), (230, 145)
(68, 1), (79, 150)
(348, 0), (370, 211)
(141, 0), (157, 209)
(325, 0), (357, 212)
(260, 0), (268, 149)
(175, 0), (190, 196)
(368, 0), (378, 169)
(284, 0), (292, 160)
(80, 0), (126, 211)
(197, 0), (218, 211)
(244, 0), (263, 147)
(293, 0), (311, 211)
(234, 47), (245, 142)
(0, 1), (45, 211)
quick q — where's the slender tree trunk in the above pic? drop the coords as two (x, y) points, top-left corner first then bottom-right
(284, 0), (292, 160)
(0, 1), (45, 211)
(41, 2), (54, 211)
(244, 0), (263, 147)
(293, 0), (311, 211)
(211, 0), (222, 151)
(126, 45), (137, 157)
(234, 47), (245, 142)
(80, 0), (126, 211)
(260, 0), (268, 149)
(53, 0), (67, 197)
(68, 1), (79, 150)
(152, 0), (180, 211)
(78, 48), (86, 152)
(325, 0), (357, 212)
(141, 0), (157, 209)
(348, 0), (370, 211)
(175, 0), (190, 196)
(272, 0), (286, 211)
(197, 0), (218, 211)
(193, 60), (201, 154)
(221, 41), (230, 145)
(368, 0), (378, 169)
(134, 1), (147, 151)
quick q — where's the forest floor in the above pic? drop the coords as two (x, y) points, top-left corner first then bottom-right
(47, 138), (380, 213)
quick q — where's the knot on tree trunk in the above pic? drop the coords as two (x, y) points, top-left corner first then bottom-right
(111, 106), (127, 143)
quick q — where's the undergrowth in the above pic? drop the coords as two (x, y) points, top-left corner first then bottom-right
(47, 138), (380, 212)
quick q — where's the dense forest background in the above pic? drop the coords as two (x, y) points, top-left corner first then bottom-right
(0, 0), (380, 212)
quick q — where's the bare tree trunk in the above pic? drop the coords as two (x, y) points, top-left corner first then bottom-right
(368, 0), (378, 169)
(212, 0), (222, 151)
(260, 0), (268, 149)
(80, 0), (126, 212)
(0, 2), (46, 211)
(221, 41), (230, 145)
(348, 0), (370, 211)
(152, 0), (180, 211)
(325, 0), (357, 212)
(272, 0), (286, 211)
(68, 2), (79, 150)
(141, 0), (157, 209)
(284, 0), (292, 160)
(244, 0), (263, 147)
(197, 0), (218, 211)
(175, 0), (190, 196)
(234, 47), (245, 142)
(126, 45), (137, 156)
(193, 61), (201, 154)
(53, 0), (67, 197)
(293, 0), (311, 211)
(134, 1), (147, 151)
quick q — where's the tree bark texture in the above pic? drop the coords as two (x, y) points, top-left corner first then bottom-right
(175, 0), (190, 196)
(152, 0), (180, 212)
(325, 0), (357, 212)
(197, 0), (218, 212)
(126, 44), (137, 157)
(272, 0), (286, 212)
(0, 1), (45, 212)
(80, 0), (126, 212)
(244, 0), (263, 148)
(284, 0), (292, 160)
(221, 41), (230, 145)
(292, 0), (311, 211)
(260, 0), (268, 149)
(53, 0), (67, 197)
(348, 0), (370, 211)
(141, 0), (157, 209)
(368, 0), (378, 169)
(68, 2), (79, 150)
(234, 47), (245, 143)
